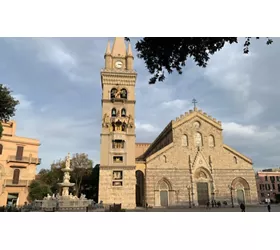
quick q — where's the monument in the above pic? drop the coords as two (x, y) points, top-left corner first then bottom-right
(41, 153), (93, 211)
(58, 153), (75, 196)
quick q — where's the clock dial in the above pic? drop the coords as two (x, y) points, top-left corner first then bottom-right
(115, 61), (123, 69)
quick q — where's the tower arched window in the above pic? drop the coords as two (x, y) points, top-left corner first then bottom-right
(111, 88), (117, 99)
(233, 156), (238, 164)
(163, 155), (167, 163)
(12, 169), (20, 184)
(120, 89), (127, 99)
(0, 144), (3, 155)
(121, 108), (126, 117)
(111, 108), (117, 117)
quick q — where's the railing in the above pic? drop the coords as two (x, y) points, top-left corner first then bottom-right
(4, 179), (29, 187)
(7, 156), (41, 165)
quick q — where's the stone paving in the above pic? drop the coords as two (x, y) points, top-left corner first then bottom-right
(128, 204), (280, 212)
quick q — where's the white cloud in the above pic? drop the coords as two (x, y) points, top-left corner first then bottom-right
(162, 99), (188, 109)
(223, 122), (257, 137)
(135, 121), (159, 133)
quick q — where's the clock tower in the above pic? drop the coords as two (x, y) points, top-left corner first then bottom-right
(98, 37), (137, 209)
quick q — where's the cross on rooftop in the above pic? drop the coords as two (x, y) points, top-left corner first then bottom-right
(192, 98), (197, 110)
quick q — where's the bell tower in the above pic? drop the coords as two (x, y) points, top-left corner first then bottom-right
(98, 37), (137, 209)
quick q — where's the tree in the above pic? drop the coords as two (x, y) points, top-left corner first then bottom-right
(28, 180), (52, 201)
(37, 167), (64, 194)
(70, 153), (93, 197)
(0, 84), (20, 137)
(125, 37), (273, 84)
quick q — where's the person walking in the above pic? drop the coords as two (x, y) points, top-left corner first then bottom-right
(240, 203), (245, 212)
(267, 204), (271, 212)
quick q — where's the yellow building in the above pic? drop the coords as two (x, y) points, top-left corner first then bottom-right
(0, 121), (41, 206)
(98, 38), (258, 209)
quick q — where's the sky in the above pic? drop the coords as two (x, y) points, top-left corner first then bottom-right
(1, 37), (280, 171)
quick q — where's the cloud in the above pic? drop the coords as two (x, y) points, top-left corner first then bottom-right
(136, 121), (159, 133)
(162, 99), (189, 109)
(2, 37), (280, 171)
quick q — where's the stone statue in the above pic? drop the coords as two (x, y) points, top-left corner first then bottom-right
(116, 109), (120, 117)
(63, 172), (70, 183)
(65, 153), (71, 169)
(115, 87), (122, 98)
(128, 114), (134, 128)
(102, 113), (110, 127)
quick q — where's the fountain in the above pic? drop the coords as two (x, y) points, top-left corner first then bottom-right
(40, 153), (94, 211)
(58, 153), (75, 196)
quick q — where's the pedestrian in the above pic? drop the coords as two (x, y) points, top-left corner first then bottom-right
(211, 200), (214, 208)
(240, 203), (245, 212)
(267, 204), (271, 212)
(206, 201), (210, 210)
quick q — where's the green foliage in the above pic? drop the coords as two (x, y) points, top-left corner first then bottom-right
(38, 167), (64, 194)
(0, 84), (19, 137)
(28, 180), (52, 201)
(125, 37), (273, 85)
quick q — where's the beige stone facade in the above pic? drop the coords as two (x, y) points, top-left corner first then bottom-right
(98, 38), (137, 209)
(99, 38), (258, 209)
(0, 121), (41, 206)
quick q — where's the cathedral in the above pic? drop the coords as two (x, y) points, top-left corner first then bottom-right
(98, 37), (258, 209)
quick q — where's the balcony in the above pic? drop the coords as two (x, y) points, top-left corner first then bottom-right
(3, 179), (29, 187)
(7, 156), (41, 165)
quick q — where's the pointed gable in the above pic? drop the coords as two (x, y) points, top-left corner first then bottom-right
(172, 107), (222, 131)
(111, 37), (127, 57)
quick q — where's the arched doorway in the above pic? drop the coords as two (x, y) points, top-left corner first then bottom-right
(193, 167), (213, 206)
(159, 181), (169, 207)
(236, 189), (245, 204)
(231, 177), (251, 204)
(136, 170), (145, 207)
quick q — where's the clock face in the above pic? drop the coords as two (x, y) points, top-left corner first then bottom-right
(115, 61), (123, 69)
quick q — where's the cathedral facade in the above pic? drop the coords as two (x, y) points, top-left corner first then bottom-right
(98, 38), (258, 209)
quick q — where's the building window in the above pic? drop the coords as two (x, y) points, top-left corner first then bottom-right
(111, 108), (117, 117)
(277, 176), (280, 182)
(120, 89), (127, 99)
(233, 156), (237, 164)
(181, 134), (188, 147)
(121, 108), (126, 117)
(112, 140), (125, 149)
(16, 146), (24, 161)
(113, 171), (123, 180)
(194, 132), (203, 147)
(208, 135), (215, 148)
(278, 184), (280, 192)
(265, 176), (268, 181)
(0, 144), (3, 155)
(163, 155), (167, 163)
(270, 176), (275, 182)
(272, 184), (276, 190)
(111, 88), (117, 99)
(12, 169), (20, 184)
(259, 184), (263, 190)
(265, 184), (271, 190)
(261, 193), (265, 197)
(113, 156), (123, 163)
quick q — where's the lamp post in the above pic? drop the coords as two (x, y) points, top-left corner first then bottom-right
(228, 185), (234, 208)
(187, 185), (192, 208)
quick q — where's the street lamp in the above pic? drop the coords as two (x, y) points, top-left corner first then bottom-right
(228, 185), (234, 208)
(187, 185), (192, 208)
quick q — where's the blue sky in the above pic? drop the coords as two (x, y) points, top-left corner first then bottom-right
(1, 37), (280, 171)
